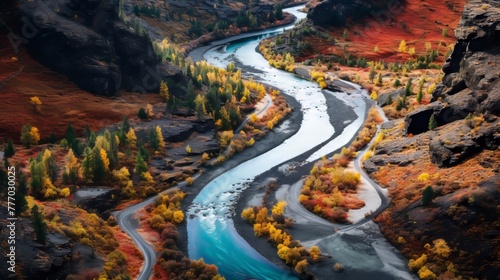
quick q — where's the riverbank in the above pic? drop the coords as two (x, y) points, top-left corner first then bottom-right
(177, 89), (303, 256)
(233, 85), (376, 278)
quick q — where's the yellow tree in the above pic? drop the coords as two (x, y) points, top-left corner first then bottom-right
(156, 126), (165, 150)
(142, 171), (154, 184)
(295, 259), (308, 274)
(398, 40), (407, 53)
(310, 246), (321, 261)
(21, 124), (40, 148)
(159, 81), (170, 104)
(100, 148), (110, 172)
(272, 201), (287, 216)
(30, 96), (42, 112)
(63, 149), (80, 184)
(173, 210), (184, 223)
(194, 94), (207, 119)
(126, 128), (137, 148)
(112, 167), (131, 187)
(146, 103), (154, 119)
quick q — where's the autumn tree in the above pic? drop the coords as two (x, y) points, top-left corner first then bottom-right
(30, 96), (42, 112)
(156, 126), (166, 150)
(126, 128), (137, 148)
(398, 40), (407, 53)
(63, 149), (80, 184)
(159, 81), (170, 104)
(295, 259), (308, 274)
(309, 246), (321, 261)
(20, 124), (40, 148)
(31, 205), (47, 244)
(41, 149), (58, 182)
(194, 94), (207, 119)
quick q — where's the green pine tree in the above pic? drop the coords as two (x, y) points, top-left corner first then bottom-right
(148, 128), (159, 151)
(31, 205), (47, 244)
(82, 147), (95, 183)
(65, 123), (76, 145)
(135, 152), (148, 175)
(428, 114), (437, 130)
(29, 160), (44, 197)
(4, 139), (15, 158)
(93, 147), (106, 182)
(422, 186), (435, 206)
(15, 171), (28, 216)
(405, 78), (413, 96)
(369, 66), (376, 83)
(138, 108), (148, 120)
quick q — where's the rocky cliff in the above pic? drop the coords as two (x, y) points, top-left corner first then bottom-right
(13, 0), (184, 96)
(365, 1), (500, 278)
(402, 0), (500, 167)
(307, 0), (390, 27)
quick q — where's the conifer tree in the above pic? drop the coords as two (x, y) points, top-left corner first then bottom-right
(135, 151), (148, 175)
(15, 170), (28, 216)
(31, 205), (47, 244)
(4, 139), (15, 158)
(93, 147), (106, 182)
(148, 128), (159, 151)
(428, 114), (437, 131)
(65, 123), (76, 145)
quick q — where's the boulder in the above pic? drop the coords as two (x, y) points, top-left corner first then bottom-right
(428, 120), (499, 167)
(404, 102), (444, 135)
(377, 88), (404, 106)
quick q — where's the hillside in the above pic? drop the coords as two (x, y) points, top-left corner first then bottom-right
(367, 1), (500, 278)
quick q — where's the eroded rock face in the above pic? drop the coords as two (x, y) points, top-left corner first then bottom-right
(401, 0), (500, 166)
(431, 0), (500, 112)
(307, 0), (390, 27)
(17, 0), (184, 96)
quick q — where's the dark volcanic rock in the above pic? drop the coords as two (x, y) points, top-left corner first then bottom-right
(308, 0), (370, 27)
(431, 0), (500, 117)
(377, 88), (404, 106)
(17, 0), (184, 96)
(404, 102), (444, 135)
(429, 120), (500, 167)
(307, 0), (391, 27)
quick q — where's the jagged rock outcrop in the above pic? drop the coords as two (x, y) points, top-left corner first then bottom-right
(406, 0), (500, 167)
(16, 0), (184, 96)
(307, 0), (390, 27)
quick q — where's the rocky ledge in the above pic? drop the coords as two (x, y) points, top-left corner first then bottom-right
(15, 0), (184, 96)
(307, 0), (391, 27)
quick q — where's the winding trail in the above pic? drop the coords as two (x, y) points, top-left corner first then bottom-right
(115, 197), (159, 280)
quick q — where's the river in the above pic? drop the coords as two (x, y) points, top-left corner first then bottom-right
(187, 5), (413, 280)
